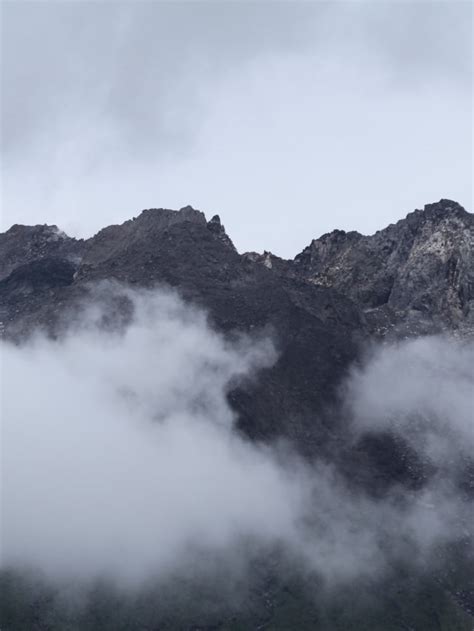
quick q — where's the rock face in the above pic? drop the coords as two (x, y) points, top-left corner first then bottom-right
(293, 199), (474, 336)
(1, 199), (473, 629)
(0, 223), (84, 281)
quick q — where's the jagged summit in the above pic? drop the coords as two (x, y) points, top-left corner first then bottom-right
(101, 205), (207, 234)
(417, 198), (469, 219)
(206, 214), (235, 250)
(382, 198), (472, 236)
(0, 199), (472, 338)
(285, 199), (473, 331)
(309, 199), (471, 245)
(0, 222), (81, 281)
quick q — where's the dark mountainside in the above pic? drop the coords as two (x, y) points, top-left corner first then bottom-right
(1, 199), (473, 630)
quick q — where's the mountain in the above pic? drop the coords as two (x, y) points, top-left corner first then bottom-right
(1, 200), (472, 446)
(248, 199), (474, 338)
(1, 199), (473, 630)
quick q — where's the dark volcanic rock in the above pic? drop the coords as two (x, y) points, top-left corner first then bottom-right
(0, 223), (84, 281)
(291, 199), (474, 337)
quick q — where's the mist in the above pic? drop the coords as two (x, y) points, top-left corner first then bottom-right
(347, 336), (474, 463)
(1, 286), (472, 593)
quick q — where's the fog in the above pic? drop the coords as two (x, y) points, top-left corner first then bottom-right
(1, 286), (472, 590)
(347, 336), (474, 462)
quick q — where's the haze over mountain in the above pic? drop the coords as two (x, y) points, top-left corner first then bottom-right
(1, 199), (473, 630)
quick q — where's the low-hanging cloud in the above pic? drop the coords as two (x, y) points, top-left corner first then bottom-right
(1, 286), (302, 583)
(346, 336), (474, 464)
(1, 286), (472, 593)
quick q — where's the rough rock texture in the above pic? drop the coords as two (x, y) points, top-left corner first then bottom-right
(1, 199), (473, 630)
(3, 199), (472, 338)
(291, 199), (474, 337)
(0, 223), (84, 281)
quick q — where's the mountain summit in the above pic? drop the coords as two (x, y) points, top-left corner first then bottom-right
(1, 198), (472, 338)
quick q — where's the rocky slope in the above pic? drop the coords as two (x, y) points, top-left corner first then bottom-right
(249, 199), (474, 338)
(0, 204), (365, 451)
(1, 199), (473, 630)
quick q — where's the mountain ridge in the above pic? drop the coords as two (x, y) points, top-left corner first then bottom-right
(4, 198), (471, 256)
(1, 198), (472, 445)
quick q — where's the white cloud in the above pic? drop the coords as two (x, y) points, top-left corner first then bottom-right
(2, 287), (472, 592)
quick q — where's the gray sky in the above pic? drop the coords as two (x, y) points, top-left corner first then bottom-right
(1, 0), (472, 256)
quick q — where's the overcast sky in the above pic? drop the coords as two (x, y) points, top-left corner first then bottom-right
(1, 1), (472, 256)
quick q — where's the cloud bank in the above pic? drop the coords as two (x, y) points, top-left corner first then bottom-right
(347, 336), (474, 464)
(1, 287), (472, 591)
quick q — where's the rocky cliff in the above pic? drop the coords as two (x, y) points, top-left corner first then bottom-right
(249, 199), (474, 338)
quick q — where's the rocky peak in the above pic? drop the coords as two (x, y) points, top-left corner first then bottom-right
(128, 205), (207, 231)
(81, 206), (209, 268)
(208, 214), (222, 226)
(408, 198), (470, 225)
(206, 214), (236, 251)
(178, 204), (204, 216)
(0, 223), (83, 281)
(290, 199), (474, 335)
